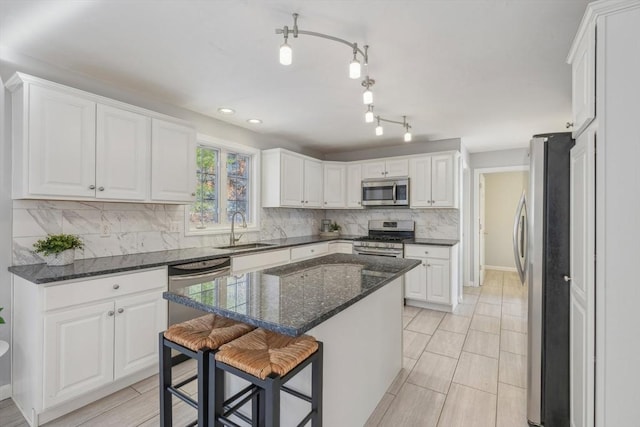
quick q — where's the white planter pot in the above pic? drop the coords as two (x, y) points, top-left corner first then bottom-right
(44, 249), (75, 266)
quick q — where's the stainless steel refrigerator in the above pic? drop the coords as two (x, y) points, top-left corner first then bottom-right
(513, 132), (574, 427)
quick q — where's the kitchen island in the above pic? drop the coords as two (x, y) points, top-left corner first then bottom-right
(165, 253), (420, 427)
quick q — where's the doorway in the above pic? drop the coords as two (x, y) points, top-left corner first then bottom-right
(473, 166), (529, 287)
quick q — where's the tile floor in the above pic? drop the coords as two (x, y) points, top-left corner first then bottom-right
(0, 269), (529, 427)
(365, 269), (529, 427)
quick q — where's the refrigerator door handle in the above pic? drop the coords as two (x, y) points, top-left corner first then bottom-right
(513, 191), (527, 285)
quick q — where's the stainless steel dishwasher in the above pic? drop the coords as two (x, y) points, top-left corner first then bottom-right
(167, 257), (231, 326)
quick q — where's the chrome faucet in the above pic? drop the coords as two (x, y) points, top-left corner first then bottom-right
(229, 211), (247, 246)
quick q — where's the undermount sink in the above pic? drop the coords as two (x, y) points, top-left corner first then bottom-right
(215, 243), (276, 251)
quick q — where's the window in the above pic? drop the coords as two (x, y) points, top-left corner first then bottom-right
(187, 136), (259, 234)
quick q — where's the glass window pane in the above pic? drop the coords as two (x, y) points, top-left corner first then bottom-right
(189, 146), (219, 230)
(226, 153), (251, 223)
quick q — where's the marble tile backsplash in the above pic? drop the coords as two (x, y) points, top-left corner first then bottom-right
(11, 200), (324, 265)
(11, 201), (457, 265)
(324, 208), (460, 240)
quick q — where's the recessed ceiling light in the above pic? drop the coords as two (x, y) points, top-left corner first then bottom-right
(247, 119), (262, 124)
(217, 107), (235, 115)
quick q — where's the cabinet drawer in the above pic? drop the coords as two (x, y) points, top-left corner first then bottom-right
(404, 245), (450, 259)
(232, 249), (291, 273)
(290, 243), (329, 261)
(44, 268), (167, 311)
(328, 242), (353, 254)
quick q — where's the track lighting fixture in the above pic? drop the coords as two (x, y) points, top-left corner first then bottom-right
(275, 13), (415, 142)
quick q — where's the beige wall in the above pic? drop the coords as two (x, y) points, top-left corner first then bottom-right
(483, 171), (528, 269)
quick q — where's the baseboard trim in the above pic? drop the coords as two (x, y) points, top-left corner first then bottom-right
(0, 383), (11, 400)
(465, 281), (477, 288)
(484, 265), (517, 272)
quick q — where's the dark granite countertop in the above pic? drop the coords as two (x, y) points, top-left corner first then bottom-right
(8, 235), (361, 284)
(403, 238), (459, 246)
(164, 253), (420, 336)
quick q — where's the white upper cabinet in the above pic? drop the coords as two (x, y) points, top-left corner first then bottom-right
(150, 119), (196, 203)
(346, 163), (363, 209)
(261, 149), (323, 208)
(304, 159), (323, 208)
(6, 73), (196, 204)
(323, 163), (346, 208)
(96, 104), (150, 201)
(568, 25), (596, 138)
(362, 159), (409, 179)
(409, 152), (458, 208)
(23, 84), (97, 198)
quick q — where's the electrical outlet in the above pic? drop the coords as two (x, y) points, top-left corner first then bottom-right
(170, 222), (180, 233)
(101, 223), (112, 237)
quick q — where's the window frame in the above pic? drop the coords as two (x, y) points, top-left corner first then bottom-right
(185, 134), (261, 236)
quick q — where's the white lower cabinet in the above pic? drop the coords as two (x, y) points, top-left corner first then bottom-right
(404, 244), (458, 312)
(12, 268), (167, 426)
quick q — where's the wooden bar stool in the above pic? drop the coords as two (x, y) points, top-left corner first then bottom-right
(210, 328), (323, 427)
(159, 314), (255, 427)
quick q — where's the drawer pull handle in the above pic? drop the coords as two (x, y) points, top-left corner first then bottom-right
(98, 186), (105, 191)
(89, 185), (96, 190)
(108, 311), (114, 316)
(117, 308), (124, 314)
(113, 284), (120, 290)
(425, 251), (429, 254)
(311, 249), (315, 253)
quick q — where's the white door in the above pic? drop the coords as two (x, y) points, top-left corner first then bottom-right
(569, 130), (595, 427)
(431, 153), (455, 207)
(96, 104), (150, 200)
(150, 119), (196, 202)
(346, 163), (363, 208)
(304, 159), (323, 208)
(404, 258), (427, 301)
(280, 152), (304, 207)
(362, 161), (386, 179)
(479, 174), (486, 285)
(570, 26), (595, 138)
(426, 258), (451, 305)
(114, 291), (167, 379)
(409, 156), (432, 208)
(323, 163), (346, 208)
(385, 159), (409, 177)
(43, 301), (114, 408)
(28, 84), (96, 198)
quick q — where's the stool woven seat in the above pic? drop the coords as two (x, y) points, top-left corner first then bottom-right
(216, 328), (319, 379)
(163, 314), (254, 352)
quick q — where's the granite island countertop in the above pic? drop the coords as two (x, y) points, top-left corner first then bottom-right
(164, 253), (420, 336)
(8, 235), (361, 284)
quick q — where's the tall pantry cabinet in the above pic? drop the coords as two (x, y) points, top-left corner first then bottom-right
(567, 2), (640, 426)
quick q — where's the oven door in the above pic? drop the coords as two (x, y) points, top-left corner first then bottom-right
(168, 268), (230, 326)
(362, 178), (409, 206)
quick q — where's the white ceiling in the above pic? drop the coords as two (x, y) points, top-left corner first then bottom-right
(0, 0), (589, 154)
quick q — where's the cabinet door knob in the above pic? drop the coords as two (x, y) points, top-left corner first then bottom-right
(117, 308), (124, 314)
(191, 192), (196, 196)
(301, 200), (304, 204)
(89, 185), (96, 190)
(108, 311), (114, 316)
(358, 201), (361, 205)
(422, 262), (426, 266)
(113, 284), (120, 290)
(311, 249), (315, 253)
(563, 275), (572, 282)
(305, 200), (308, 203)
(324, 201), (327, 204)
(98, 186), (105, 191)
(427, 264), (431, 267)
(425, 251), (429, 254)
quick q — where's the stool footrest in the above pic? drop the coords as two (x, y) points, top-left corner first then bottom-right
(223, 383), (256, 408)
(281, 385), (312, 403)
(223, 387), (260, 418)
(185, 421), (197, 427)
(218, 416), (244, 427)
(297, 410), (315, 427)
(173, 373), (197, 390)
(168, 386), (198, 409)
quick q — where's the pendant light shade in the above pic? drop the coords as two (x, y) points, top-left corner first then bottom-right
(279, 41), (292, 65)
(365, 110), (374, 123)
(349, 58), (361, 79)
(375, 125), (384, 136)
(363, 88), (373, 105)
(404, 131), (412, 142)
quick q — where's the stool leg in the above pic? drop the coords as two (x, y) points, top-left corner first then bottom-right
(159, 334), (173, 427)
(251, 388), (260, 427)
(209, 355), (225, 427)
(197, 350), (210, 427)
(264, 377), (280, 427)
(311, 343), (323, 427)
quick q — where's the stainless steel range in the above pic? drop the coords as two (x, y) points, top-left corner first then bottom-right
(353, 220), (415, 258)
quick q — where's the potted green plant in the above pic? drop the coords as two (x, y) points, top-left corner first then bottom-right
(33, 234), (84, 266)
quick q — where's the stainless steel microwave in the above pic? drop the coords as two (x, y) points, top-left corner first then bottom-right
(362, 178), (409, 207)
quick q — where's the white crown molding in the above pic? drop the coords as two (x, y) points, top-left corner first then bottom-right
(568, 0), (640, 62)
